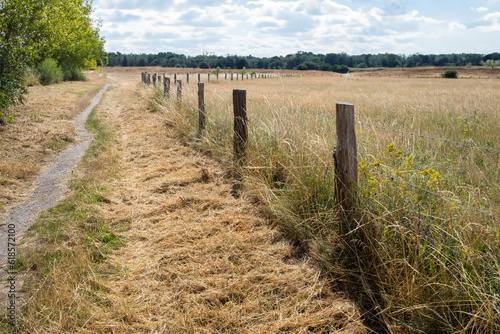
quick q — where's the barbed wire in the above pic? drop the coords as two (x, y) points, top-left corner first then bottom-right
(366, 165), (500, 221)
(358, 121), (500, 154)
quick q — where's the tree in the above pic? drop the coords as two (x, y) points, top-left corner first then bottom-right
(442, 70), (458, 78)
(0, 0), (106, 116)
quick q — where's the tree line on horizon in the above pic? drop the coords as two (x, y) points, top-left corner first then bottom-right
(106, 51), (500, 71)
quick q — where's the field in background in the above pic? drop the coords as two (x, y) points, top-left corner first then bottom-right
(139, 66), (500, 332)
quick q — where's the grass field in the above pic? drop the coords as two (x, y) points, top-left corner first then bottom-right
(147, 68), (500, 332)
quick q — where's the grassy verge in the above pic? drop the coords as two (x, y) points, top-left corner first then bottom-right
(0, 97), (123, 333)
(147, 75), (500, 332)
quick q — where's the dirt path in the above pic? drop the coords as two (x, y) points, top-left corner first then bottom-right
(76, 74), (366, 333)
(0, 84), (114, 286)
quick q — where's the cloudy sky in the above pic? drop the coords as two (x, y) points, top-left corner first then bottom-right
(92, 0), (500, 56)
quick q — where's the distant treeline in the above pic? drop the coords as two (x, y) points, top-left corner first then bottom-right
(105, 51), (500, 72)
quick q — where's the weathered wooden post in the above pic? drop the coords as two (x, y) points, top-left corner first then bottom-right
(333, 103), (358, 214)
(198, 73), (201, 83)
(187, 73), (189, 84)
(177, 80), (182, 103)
(164, 77), (170, 99)
(148, 74), (151, 85)
(174, 73), (177, 85)
(233, 89), (247, 163)
(231, 73), (233, 81)
(232, 89), (247, 196)
(208, 73), (210, 82)
(246, 74), (249, 80)
(198, 83), (205, 132)
(216, 73), (219, 81)
(153, 73), (157, 88)
(225, 73), (227, 80)
(158, 75), (162, 84)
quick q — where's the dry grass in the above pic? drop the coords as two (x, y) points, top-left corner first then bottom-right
(0, 73), (106, 219)
(6, 74), (367, 333)
(147, 70), (500, 332)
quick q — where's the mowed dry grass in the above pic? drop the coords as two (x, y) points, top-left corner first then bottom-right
(0, 74), (105, 220)
(83, 74), (366, 333)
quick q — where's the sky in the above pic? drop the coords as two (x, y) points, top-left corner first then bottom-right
(92, 0), (500, 56)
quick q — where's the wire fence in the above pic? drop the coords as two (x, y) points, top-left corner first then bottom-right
(142, 73), (500, 221)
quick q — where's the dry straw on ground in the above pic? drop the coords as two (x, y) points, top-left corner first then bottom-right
(84, 75), (366, 333)
(11, 73), (366, 333)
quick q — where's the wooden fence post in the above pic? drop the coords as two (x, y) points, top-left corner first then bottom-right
(177, 80), (182, 103)
(158, 75), (161, 84)
(187, 73), (189, 84)
(333, 103), (358, 213)
(232, 89), (247, 196)
(233, 89), (247, 163)
(153, 73), (157, 88)
(198, 73), (201, 82)
(208, 73), (210, 82)
(174, 74), (177, 85)
(148, 74), (151, 85)
(225, 73), (227, 80)
(198, 83), (205, 132)
(164, 77), (170, 99)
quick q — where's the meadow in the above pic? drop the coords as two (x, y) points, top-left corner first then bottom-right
(148, 70), (500, 333)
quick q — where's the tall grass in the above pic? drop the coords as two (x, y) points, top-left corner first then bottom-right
(149, 75), (500, 332)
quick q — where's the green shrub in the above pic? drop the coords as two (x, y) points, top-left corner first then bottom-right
(199, 61), (209, 69)
(37, 59), (63, 85)
(61, 62), (86, 81)
(442, 70), (458, 78)
(297, 61), (319, 71)
(332, 64), (350, 73)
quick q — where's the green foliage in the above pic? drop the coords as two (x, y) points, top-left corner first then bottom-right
(483, 59), (500, 68)
(211, 66), (221, 75)
(199, 61), (209, 69)
(297, 61), (319, 70)
(332, 64), (350, 73)
(442, 70), (458, 78)
(297, 63), (308, 70)
(106, 51), (492, 71)
(37, 58), (63, 85)
(0, 0), (105, 111)
(61, 62), (86, 81)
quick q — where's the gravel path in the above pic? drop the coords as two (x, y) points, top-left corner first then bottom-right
(0, 84), (115, 284)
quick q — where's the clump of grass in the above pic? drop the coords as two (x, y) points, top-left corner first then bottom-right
(150, 74), (500, 332)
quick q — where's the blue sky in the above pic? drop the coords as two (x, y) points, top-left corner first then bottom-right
(92, 0), (500, 56)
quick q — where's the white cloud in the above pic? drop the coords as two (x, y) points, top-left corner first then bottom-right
(92, 0), (498, 56)
(478, 11), (500, 31)
(448, 21), (466, 32)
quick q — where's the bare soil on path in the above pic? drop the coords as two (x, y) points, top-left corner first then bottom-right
(77, 73), (366, 333)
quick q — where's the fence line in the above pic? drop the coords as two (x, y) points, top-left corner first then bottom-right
(140, 72), (499, 220)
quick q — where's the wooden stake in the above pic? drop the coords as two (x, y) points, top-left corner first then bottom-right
(333, 103), (358, 213)
(198, 83), (205, 132)
(164, 77), (170, 99)
(177, 80), (182, 103)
